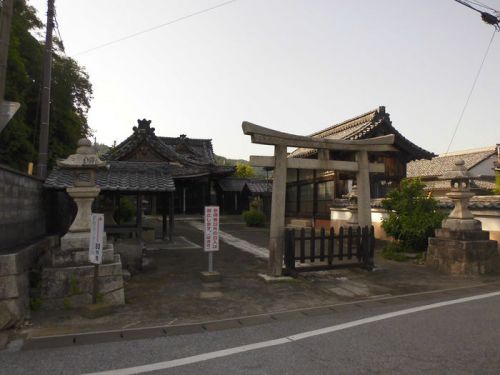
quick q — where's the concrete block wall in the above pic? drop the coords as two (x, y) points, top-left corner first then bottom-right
(0, 165), (47, 250)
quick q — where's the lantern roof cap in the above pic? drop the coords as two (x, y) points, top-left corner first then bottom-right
(441, 159), (470, 180)
(57, 137), (107, 169)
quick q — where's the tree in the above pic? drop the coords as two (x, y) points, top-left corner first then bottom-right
(495, 170), (500, 195)
(382, 179), (446, 253)
(233, 162), (255, 178)
(0, 0), (92, 171)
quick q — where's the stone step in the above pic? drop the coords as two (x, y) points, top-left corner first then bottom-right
(41, 259), (124, 299)
(60, 232), (109, 252)
(52, 244), (115, 267)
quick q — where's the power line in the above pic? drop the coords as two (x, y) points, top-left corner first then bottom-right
(445, 29), (496, 154)
(54, 7), (65, 53)
(466, 0), (497, 13)
(74, 0), (238, 56)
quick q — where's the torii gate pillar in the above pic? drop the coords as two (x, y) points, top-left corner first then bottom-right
(356, 150), (371, 228)
(268, 144), (287, 276)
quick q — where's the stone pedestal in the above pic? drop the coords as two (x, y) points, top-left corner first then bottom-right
(427, 222), (499, 276)
(41, 232), (125, 309)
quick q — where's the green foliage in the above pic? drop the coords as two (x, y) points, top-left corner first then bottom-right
(234, 162), (256, 178)
(381, 242), (408, 261)
(382, 179), (446, 252)
(30, 297), (43, 311)
(69, 276), (81, 295)
(63, 297), (72, 310)
(495, 170), (500, 195)
(242, 209), (266, 227)
(0, 1), (93, 171)
(96, 293), (104, 304)
(250, 196), (263, 212)
(115, 196), (136, 224)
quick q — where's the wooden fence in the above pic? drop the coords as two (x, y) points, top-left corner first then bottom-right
(283, 226), (375, 275)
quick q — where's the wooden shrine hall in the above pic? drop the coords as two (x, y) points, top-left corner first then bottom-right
(45, 119), (235, 240)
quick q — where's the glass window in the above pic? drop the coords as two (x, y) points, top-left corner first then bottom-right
(317, 180), (335, 215)
(299, 183), (314, 215)
(286, 185), (297, 213)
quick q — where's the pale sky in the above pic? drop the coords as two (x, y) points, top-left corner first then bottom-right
(29, 0), (499, 160)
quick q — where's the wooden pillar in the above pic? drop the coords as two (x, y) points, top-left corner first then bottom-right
(268, 144), (287, 276)
(162, 193), (167, 240)
(356, 150), (372, 227)
(151, 195), (157, 215)
(169, 191), (174, 241)
(182, 187), (186, 214)
(136, 193), (143, 243)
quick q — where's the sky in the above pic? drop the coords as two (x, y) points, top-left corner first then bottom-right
(28, 0), (499, 160)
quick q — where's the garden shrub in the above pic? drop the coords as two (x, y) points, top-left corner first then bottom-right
(242, 209), (266, 227)
(115, 196), (136, 224)
(382, 179), (446, 254)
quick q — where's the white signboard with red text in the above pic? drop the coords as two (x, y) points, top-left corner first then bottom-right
(89, 213), (104, 264)
(204, 206), (220, 252)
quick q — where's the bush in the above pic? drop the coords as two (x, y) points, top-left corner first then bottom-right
(242, 209), (266, 227)
(382, 179), (446, 252)
(115, 196), (136, 224)
(381, 242), (408, 261)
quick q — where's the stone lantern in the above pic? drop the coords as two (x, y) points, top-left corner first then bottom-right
(440, 159), (480, 232)
(58, 138), (107, 237)
(346, 185), (359, 227)
(41, 138), (125, 309)
(427, 159), (498, 275)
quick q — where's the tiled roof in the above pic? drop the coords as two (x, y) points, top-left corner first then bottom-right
(103, 120), (216, 166)
(289, 106), (434, 160)
(419, 179), (496, 191)
(217, 179), (247, 192)
(159, 136), (215, 164)
(45, 161), (175, 192)
(246, 180), (272, 194)
(407, 147), (496, 178)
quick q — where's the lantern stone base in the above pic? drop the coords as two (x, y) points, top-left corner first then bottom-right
(427, 226), (499, 276)
(40, 233), (125, 310)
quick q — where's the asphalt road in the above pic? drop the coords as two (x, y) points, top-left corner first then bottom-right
(2, 291), (500, 375)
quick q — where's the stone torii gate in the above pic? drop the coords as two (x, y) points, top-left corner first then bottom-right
(242, 122), (397, 276)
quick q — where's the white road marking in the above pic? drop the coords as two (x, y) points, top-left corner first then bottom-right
(189, 221), (269, 258)
(85, 290), (500, 375)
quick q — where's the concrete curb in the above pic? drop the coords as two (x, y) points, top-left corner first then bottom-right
(20, 282), (500, 351)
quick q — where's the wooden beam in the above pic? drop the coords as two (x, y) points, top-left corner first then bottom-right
(243, 121), (397, 151)
(249, 155), (385, 173)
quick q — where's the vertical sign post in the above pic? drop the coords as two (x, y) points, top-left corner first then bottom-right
(89, 213), (104, 303)
(204, 206), (220, 273)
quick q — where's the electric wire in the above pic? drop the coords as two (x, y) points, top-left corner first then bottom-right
(445, 29), (497, 154)
(54, 8), (65, 53)
(74, 0), (238, 56)
(466, 0), (498, 13)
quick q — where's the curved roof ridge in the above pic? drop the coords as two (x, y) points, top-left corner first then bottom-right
(309, 107), (379, 138)
(439, 146), (496, 157)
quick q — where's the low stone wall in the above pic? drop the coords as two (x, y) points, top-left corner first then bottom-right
(0, 236), (59, 329)
(329, 195), (500, 244)
(0, 164), (47, 250)
(329, 207), (391, 240)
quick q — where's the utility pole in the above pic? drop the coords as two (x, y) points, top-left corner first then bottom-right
(0, 0), (14, 113)
(36, 0), (55, 179)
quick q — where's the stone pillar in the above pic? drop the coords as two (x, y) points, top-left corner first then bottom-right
(356, 150), (372, 227)
(268, 144), (287, 277)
